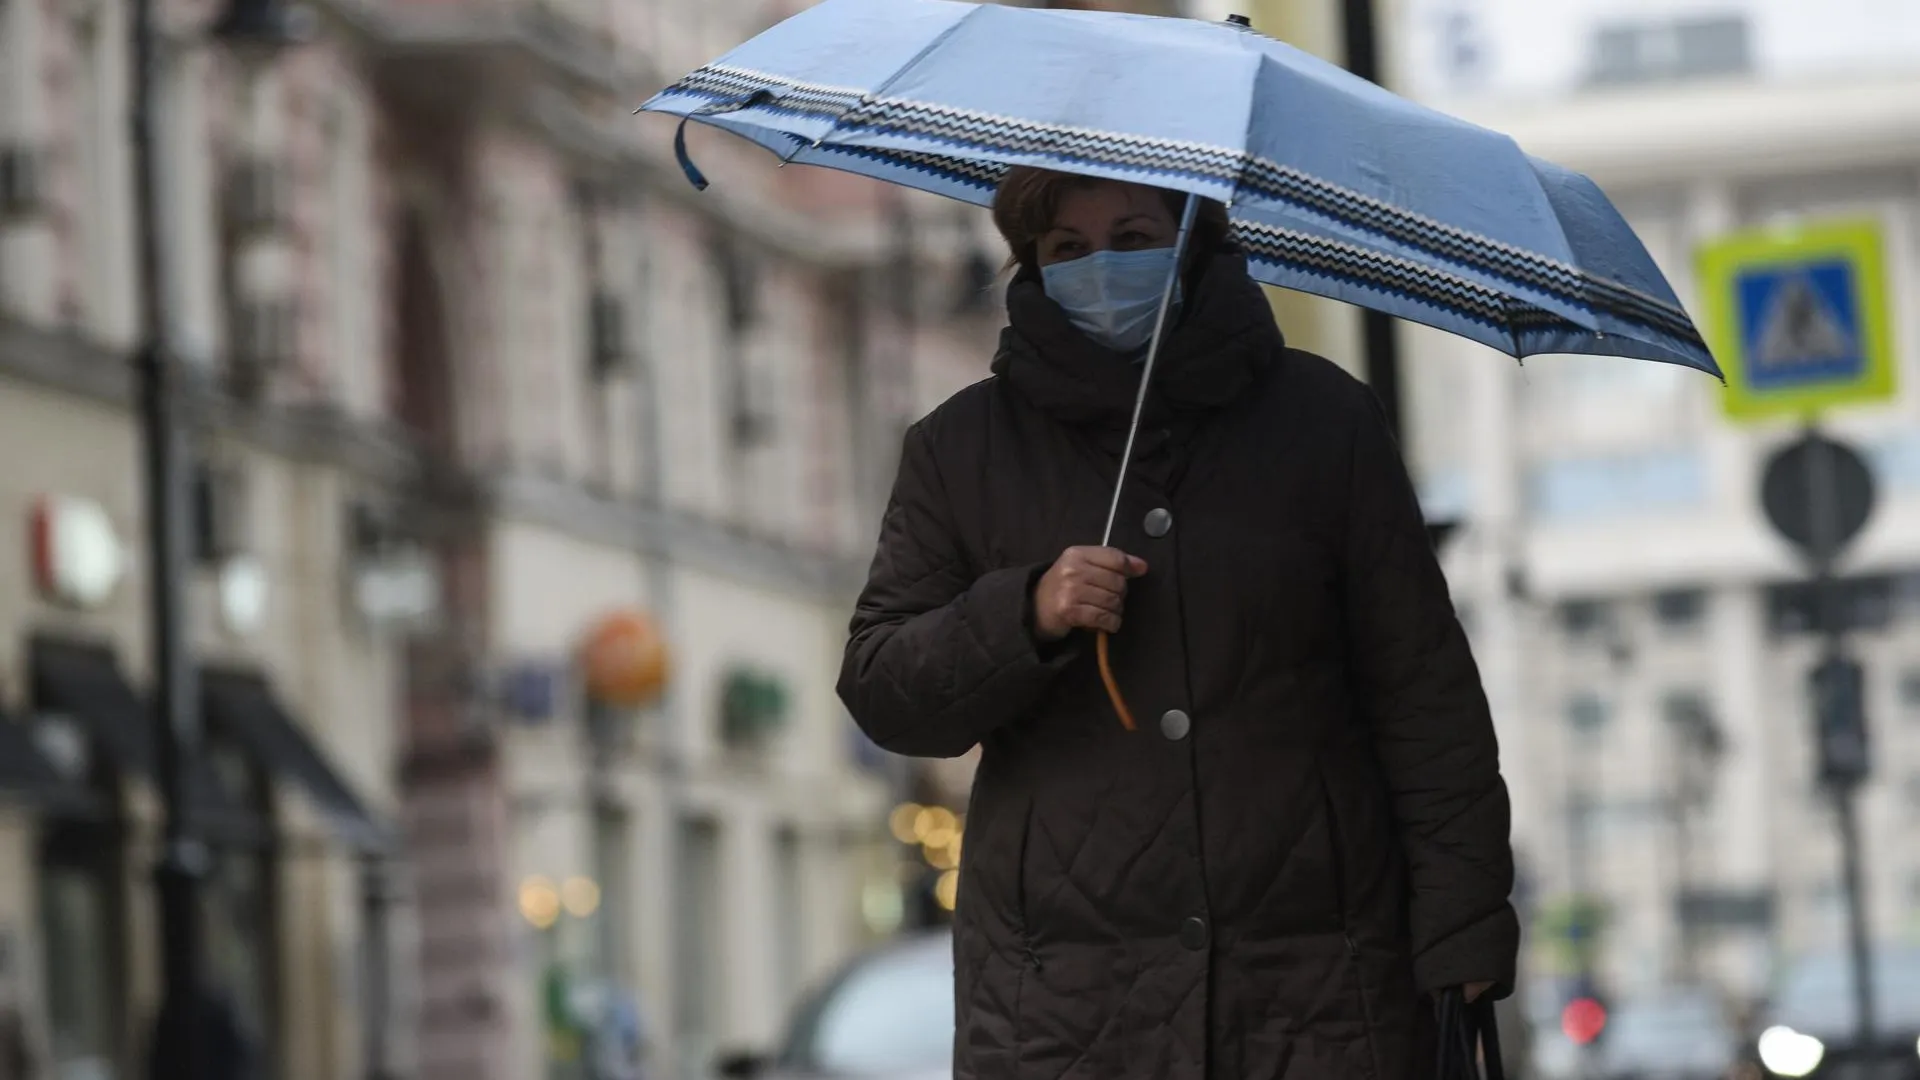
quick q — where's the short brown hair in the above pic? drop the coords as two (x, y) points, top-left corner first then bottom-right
(990, 166), (1234, 278)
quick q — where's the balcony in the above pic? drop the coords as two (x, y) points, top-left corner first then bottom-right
(328, 0), (635, 98)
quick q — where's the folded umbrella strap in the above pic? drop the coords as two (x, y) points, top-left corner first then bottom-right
(673, 89), (777, 191)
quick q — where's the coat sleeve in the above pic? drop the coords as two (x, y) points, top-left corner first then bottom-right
(1342, 388), (1520, 998)
(837, 419), (1078, 759)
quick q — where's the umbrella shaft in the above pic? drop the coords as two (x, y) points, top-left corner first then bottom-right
(1101, 192), (1203, 548)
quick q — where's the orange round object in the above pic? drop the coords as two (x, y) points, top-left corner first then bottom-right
(579, 610), (670, 708)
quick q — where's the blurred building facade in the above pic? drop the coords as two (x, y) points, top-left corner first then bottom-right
(1394, 0), (1920, 1018)
(0, 3), (1016, 1080)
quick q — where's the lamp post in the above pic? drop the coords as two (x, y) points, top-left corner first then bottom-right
(1337, 0), (1404, 442)
(130, 0), (306, 1074)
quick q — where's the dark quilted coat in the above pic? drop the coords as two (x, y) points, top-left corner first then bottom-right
(837, 251), (1519, 1080)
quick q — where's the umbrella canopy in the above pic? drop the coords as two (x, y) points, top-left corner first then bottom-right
(639, 0), (1719, 378)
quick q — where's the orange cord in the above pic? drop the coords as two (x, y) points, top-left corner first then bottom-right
(1096, 631), (1137, 731)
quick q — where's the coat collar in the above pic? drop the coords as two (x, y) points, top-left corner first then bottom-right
(990, 250), (1284, 432)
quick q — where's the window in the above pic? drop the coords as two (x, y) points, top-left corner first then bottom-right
(1654, 589), (1706, 631)
(1674, 17), (1752, 77)
(1766, 576), (1896, 637)
(1898, 670), (1920, 713)
(1439, 9), (1487, 85)
(161, 46), (220, 367)
(1567, 692), (1610, 735)
(673, 816), (723, 1078)
(1526, 452), (1709, 523)
(325, 93), (375, 416)
(711, 238), (774, 450)
(589, 802), (632, 981)
(39, 854), (121, 1080)
(1560, 600), (1610, 638)
(714, 238), (758, 335)
(1664, 691), (1723, 811)
(203, 737), (279, 1077)
(34, 707), (125, 1080)
(70, 8), (112, 329)
(1662, 691), (1721, 753)
(773, 827), (804, 1008)
(1586, 15), (1752, 87)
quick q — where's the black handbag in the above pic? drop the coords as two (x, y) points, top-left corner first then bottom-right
(1434, 988), (1506, 1080)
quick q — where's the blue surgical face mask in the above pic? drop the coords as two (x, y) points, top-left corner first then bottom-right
(1041, 247), (1182, 355)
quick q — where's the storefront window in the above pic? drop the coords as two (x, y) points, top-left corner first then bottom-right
(589, 802), (630, 980)
(672, 816), (721, 1078)
(772, 826), (803, 1009)
(202, 738), (279, 1079)
(39, 847), (121, 1080)
(34, 712), (124, 1080)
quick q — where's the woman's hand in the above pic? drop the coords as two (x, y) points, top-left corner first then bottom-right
(1031, 546), (1148, 641)
(1462, 981), (1494, 1003)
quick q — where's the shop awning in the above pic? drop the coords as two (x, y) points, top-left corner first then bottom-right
(0, 709), (94, 813)
(200, 668), (393, 853)
(30, 637), (158, 774)
(28, 636), (269, 846)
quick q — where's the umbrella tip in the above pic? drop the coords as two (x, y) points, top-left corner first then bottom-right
(1225, 13), (1252, 27)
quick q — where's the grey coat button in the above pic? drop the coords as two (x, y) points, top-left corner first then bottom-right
(1179, 916), (1209, 951)
(1144, 507), (1173, 538)
(1159, 709), (1191, 741)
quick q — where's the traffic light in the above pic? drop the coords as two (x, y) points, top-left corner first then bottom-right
(1561, 995), (1608, 1046)
(1809, 655), (1871, 787)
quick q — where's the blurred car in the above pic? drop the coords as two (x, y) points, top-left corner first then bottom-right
(716, 928), (1543, 1080)
(717, 931), (954, 1080)
(1593, 988), (1740, 1080)
(1752, 945), (1920, 1080)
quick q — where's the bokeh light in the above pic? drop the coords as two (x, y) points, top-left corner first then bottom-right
(518, 876), (560, 930)
(889, 802), (925, 845)
(923, 829), (964, 871)
(916, 805), (958, 850)
(934, 869), (960, 912)
(561, 875), (601, 918)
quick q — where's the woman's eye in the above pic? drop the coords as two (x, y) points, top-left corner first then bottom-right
(1116, 232), (1151, 247)
(1051, 242), (1086, 258)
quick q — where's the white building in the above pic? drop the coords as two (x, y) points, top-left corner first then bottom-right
(1393, 0), (1920, 1009)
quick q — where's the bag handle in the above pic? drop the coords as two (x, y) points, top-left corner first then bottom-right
(1434, 988), (1506, 1080)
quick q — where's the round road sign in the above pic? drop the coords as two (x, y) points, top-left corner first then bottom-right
(1760, 432), (1876, 564)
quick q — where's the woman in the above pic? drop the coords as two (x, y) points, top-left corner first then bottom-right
(838, 168), (1517, 1080)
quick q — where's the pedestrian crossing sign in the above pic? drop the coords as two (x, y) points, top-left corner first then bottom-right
(1697, 219), (1897, 422)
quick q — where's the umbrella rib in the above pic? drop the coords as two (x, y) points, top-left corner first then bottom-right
(1100, 191), (1204, 547)
(801, 3), (989, 156)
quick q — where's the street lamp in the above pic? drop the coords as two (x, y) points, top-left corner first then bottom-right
(130, 0), (307, 1075)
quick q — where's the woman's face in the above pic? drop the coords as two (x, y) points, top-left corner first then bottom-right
(1035, 181), (1178, 269)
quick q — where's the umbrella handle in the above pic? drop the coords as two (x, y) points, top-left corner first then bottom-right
(1096, 631), (1138, 732)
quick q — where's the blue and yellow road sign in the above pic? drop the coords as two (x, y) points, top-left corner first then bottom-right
(1696, 219), (1897, 422)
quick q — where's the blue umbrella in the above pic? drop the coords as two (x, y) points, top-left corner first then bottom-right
(638, 0), (1720, 729)
(638, 0), (1718, 378)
